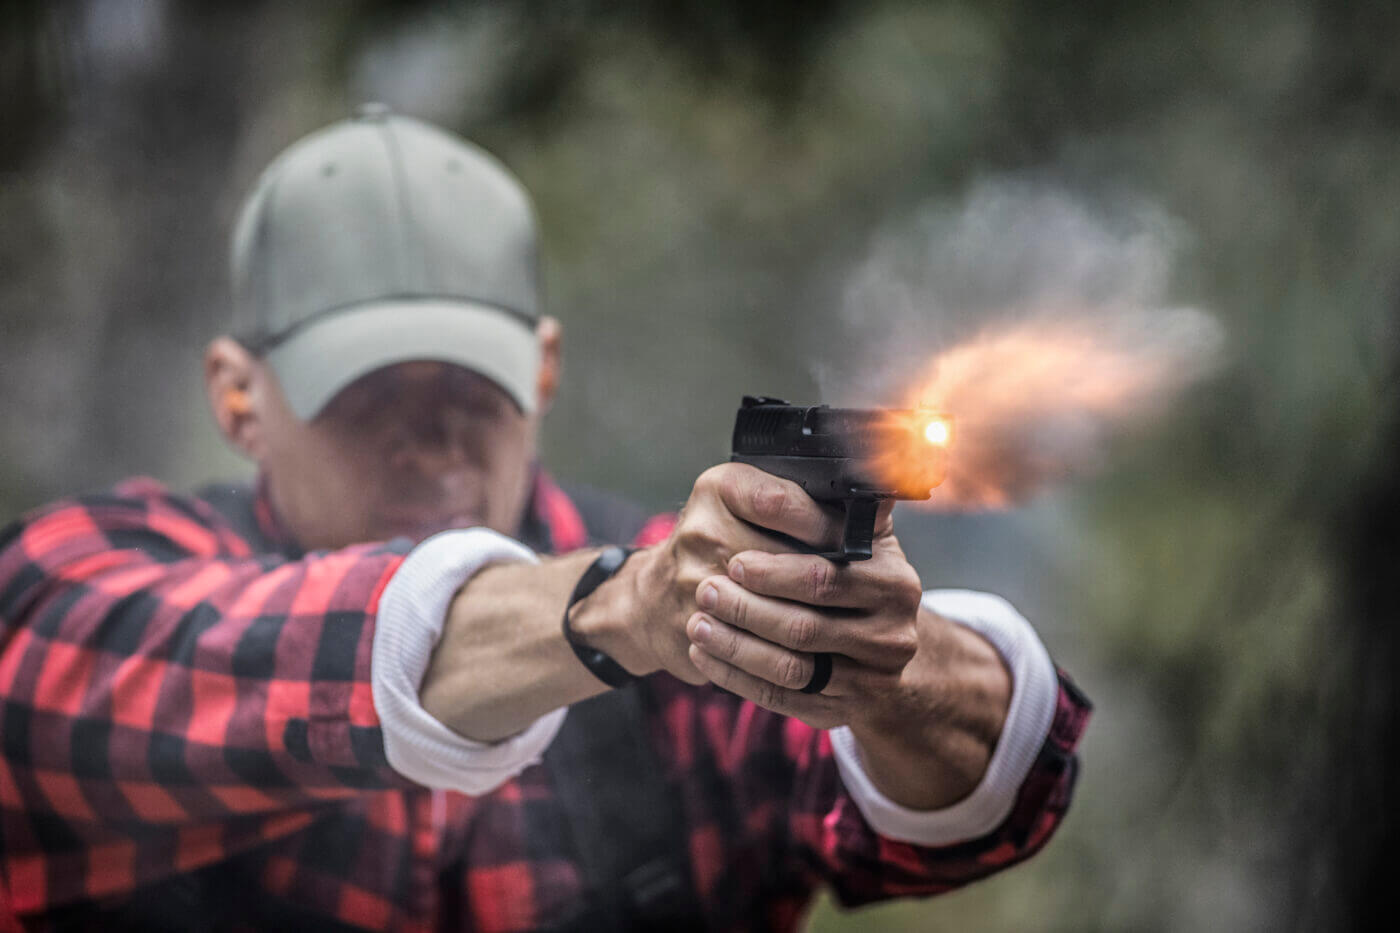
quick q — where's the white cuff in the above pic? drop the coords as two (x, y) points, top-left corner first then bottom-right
(830, 589), (1059, 847)
(371, 528), (567, 794)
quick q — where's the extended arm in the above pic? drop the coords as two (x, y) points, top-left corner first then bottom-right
(421, 463), (1038, 812)
(419, 462), (782, 740)
(416, 546), (624, 742)
(415, 461), (1084, 900)
(421, 462), (866, 741)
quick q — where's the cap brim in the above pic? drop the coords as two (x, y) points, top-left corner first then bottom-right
(263, 299), (540, 420)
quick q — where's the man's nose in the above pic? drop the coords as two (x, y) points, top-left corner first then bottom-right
(390, 442), (463, 475)
(387, 413), (479, 473)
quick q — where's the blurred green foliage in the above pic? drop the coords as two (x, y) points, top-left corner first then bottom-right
(2, 1), (1396, 930)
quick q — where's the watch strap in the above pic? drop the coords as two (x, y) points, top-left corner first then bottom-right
(562, 545), (640, 688)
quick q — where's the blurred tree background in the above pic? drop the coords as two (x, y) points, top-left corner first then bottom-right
(2, 1), (1396, 930)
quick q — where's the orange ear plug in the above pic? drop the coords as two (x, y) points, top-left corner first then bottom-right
(224, 389), (252, 415)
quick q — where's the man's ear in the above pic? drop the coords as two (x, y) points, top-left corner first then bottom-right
(204, 337), (265, 460)
(536, 316), (562, 415)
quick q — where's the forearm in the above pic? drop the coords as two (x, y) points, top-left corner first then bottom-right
(850, 607), (1012, 809)
(805, 665), (1089, 904)
(832, 589), (1067, 857)
(419, 546), (659, 742)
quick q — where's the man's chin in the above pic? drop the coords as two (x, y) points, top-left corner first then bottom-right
(379, 514), (486, 543)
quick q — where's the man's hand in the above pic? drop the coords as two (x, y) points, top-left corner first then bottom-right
(681, 484), (1013, 810)
(683, 538), (922, 727)
(572, 462), (850, 685)
(424, 463), (851, 740)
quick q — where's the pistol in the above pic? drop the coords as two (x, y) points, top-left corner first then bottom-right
(730, 396), (951, 562)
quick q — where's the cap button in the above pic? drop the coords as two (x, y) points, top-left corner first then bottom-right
(354, 102), (392, 122)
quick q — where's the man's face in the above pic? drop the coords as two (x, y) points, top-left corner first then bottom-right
(256, 361), (538, 550)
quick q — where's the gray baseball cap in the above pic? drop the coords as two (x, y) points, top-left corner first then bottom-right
(231, 103), (542, 417)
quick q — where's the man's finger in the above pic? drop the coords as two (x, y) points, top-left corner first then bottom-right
(686, 644), (843, 729)
(706, 463), (845, 551)
(724, 551), (878, 609)
(685, 612), (850, 696)
(698, 573), (921, 672)
(697, 575), (855, 655)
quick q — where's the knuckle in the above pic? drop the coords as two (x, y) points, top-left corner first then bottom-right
(891, 627), (919, 666)
(776, 652), (808, 690)
(701, 529), (729, 559)
(716, 470), (746, 509)
(807, 560), (840, 603)
(757, 681), (785, 711)
(730, 590), (750, 630)
(752, 484), (788, 525)
(672, 517), (708, 555)
(881, 562), (923, 613)
(678, 570), (703, 595)
(786, 610), (819, 651)
(717, 625), (741, 660)
(900, 560), (923, 594)
(696, 465), (726, 495)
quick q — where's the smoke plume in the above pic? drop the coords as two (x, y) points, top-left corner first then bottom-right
(823, 182), (1226, 510)
(906, 307), (1222, 508)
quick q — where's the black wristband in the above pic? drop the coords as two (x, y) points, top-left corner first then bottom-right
(562, 546), (640, 688)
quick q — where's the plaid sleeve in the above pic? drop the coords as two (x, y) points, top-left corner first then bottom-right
(0, 482), (414, 909)
(645, 671), (1088, 927)
(789, 670), (1091, 906)
(630, 511), (1090, 904)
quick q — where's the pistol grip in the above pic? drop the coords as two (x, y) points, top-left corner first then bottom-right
(823, 497), (878, 562)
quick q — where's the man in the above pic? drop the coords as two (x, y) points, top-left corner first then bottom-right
(0, 106), (1089, 931)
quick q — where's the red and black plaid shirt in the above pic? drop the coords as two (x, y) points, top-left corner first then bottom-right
(0, 474), (1090, 931)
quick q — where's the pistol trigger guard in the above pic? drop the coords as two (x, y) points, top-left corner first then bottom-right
(823, 497), (879, 562)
